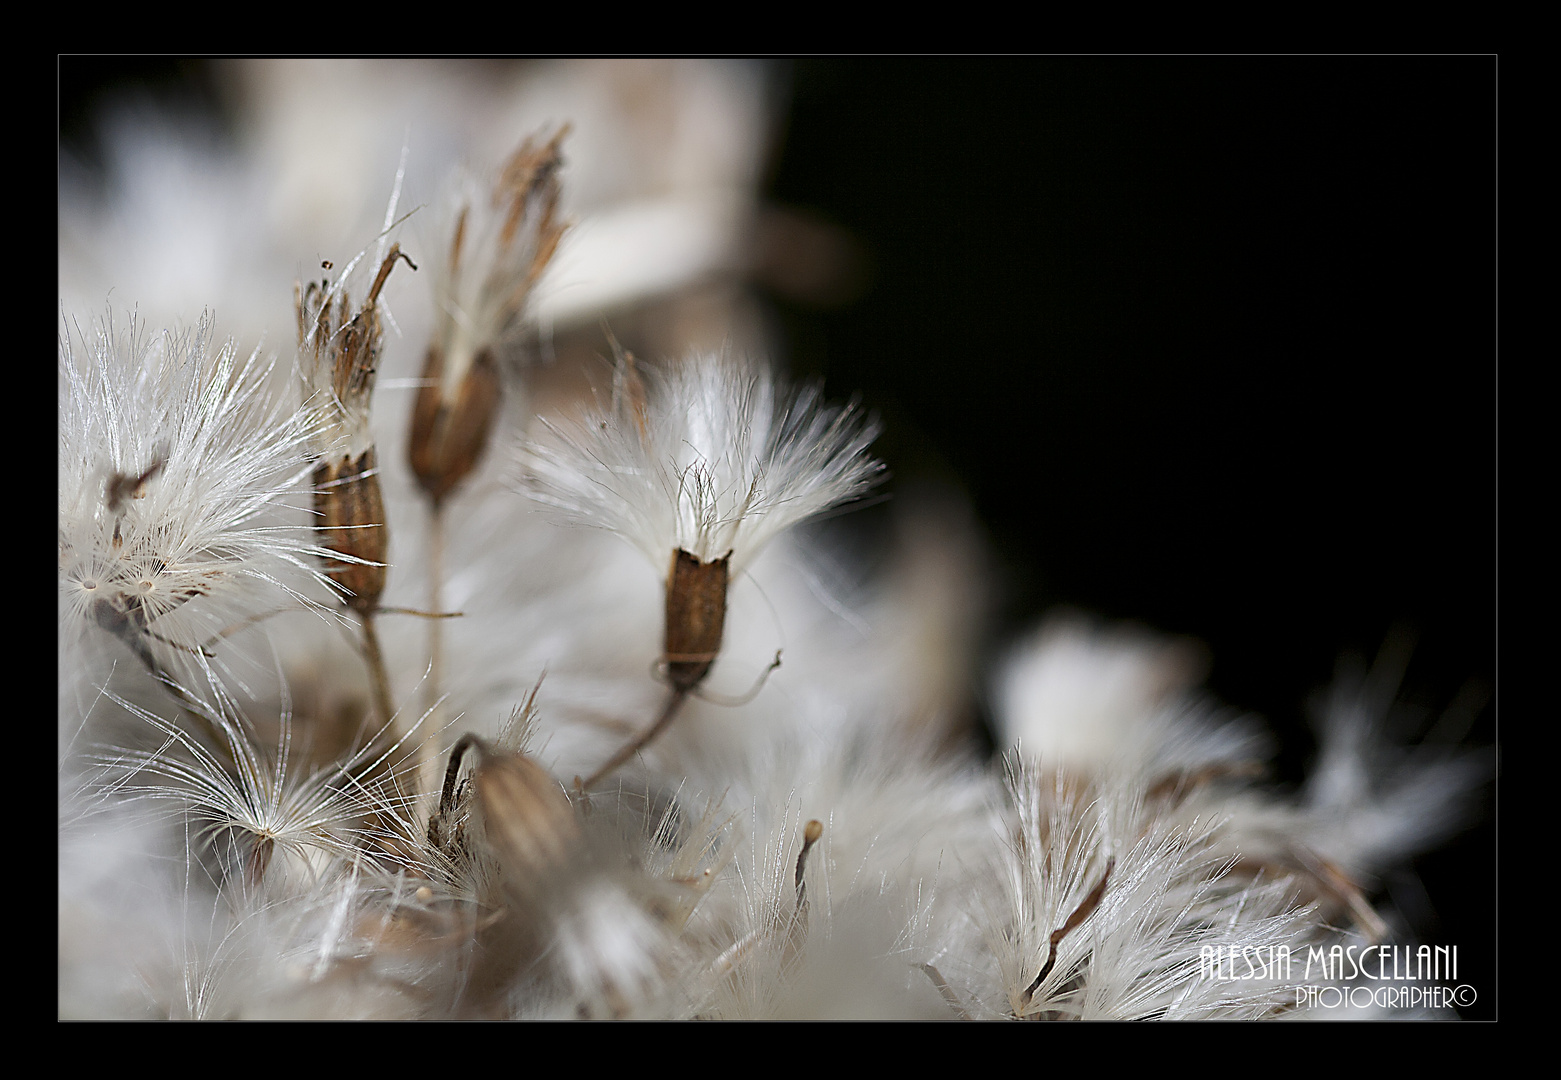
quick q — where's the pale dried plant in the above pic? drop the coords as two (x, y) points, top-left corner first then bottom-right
(59, 74), (1482, 1020)
(59, 313), (330, 663)
(522, 351), (883, 575)
(520, 351), (884, 785)
(92, 686), (433, 894)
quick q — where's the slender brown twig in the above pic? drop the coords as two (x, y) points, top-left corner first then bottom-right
(581, 686), (691, 790)
(357, 613), (401, 755)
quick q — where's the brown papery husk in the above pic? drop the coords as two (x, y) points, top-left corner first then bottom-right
(664, 549), (730, 690)
(474, 747), (582, 905)
(408, 345), (502, 506)
(313, 447), (387, 612)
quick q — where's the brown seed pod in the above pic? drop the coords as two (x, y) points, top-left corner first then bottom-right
(296, 245), (415, 611)
(664, 548), (730, 690)
(494, 127), (569, 284)
(435, 735), (581, 906)
(409, 128), (569, 506)
(407, 344), (502, 506)
(474, 748), (581, 901)
(297, 246), (411, 419)
(312, 447), (387, 612)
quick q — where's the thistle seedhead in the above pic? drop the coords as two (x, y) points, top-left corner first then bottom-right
(410, 128), (569, 505)
(523, 351), (883, 575)
(58, 311), (330, 674)
(96, 694), (405, 896)
(524, 351), (882, 693)
(296, 245), (415, 612)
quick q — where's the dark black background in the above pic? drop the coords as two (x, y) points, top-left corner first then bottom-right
(762, 58), (1495, 1018)
(59, 57), (1497, 1018)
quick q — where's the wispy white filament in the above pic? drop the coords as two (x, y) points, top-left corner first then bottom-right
(58, 312), (334, 663)
(521, 352), (883, 572)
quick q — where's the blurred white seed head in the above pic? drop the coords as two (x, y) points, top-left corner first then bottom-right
(521, 351), (883, 575)
(96, 695), (408, 895)
(995, 615), (1217, 771)
(58, 312), (330, 667)
(430, 129), (567, 404)
(989, 760), (1321, 1020)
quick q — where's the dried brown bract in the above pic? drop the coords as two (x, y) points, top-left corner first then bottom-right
(429, 734), (581, 905)
(664, 548), (731, 691)
(297, 245), (415, 612)
(410, 128), (569, 506)
(408, 345), (501, 506)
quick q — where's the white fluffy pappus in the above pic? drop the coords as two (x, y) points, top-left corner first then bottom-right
(58, 312), (334, 676)
(674, 729), (1000, 1019)
(995, 615), (1221, 772)
(520, 352), (884, 574)
(425, 131), (566, 405)
(982, 761), (1323, 1020)
(93, 692), (422, 896)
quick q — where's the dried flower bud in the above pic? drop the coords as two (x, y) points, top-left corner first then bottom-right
(311, 447), (387, 613)
(410, 129), (569, 505)
(297, 245), (414, 610)
(407, 344), (501, 506)
(466, 740), (581, 905)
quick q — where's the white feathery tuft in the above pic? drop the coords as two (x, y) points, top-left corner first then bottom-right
(521, 351), (883, 573)
(58, 64), (1484, 1020)
(58, 312), (335, 672)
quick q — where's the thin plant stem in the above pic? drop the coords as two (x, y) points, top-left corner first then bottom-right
(357, 613), (402, 755)
(582, 685), (691, 790)
(109, 625), (237, 772)
(421, 504), (448, 806)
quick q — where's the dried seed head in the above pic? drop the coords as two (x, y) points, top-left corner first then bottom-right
(521, 351), (883, 574)
(411, 129), (569, 505)
(472, 743), (582, 906)
(297, 246), (414, 610)
(434, 735), (581, 907)
(663, 548), (730, 690)
(298, 245), (414, 462)
(59, 312), (332, 671)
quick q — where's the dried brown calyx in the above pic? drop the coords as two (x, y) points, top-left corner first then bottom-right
(297, 245), (415, 612)
(664, 548), (731, 691)
(578, 547), (738, 790)
(426, 733), (585, 1016)
(429, 734), (581, 905)
(310, 446), (386, 614)
(407, 344), (501, 506)
(475, 748), (582, 905)
(409, 128), (569, 506)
